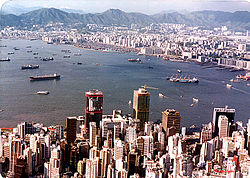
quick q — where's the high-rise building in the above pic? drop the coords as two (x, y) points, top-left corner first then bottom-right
(162, 109), (181, 136)
(114, 139), (124, 161)
(218, 115), (229, 138)
(66, 117), (77, 144)
(213, 106), (235, 136)
(133, 88), (150, 131)
(85, 89), (103, 132)
(89, 122), (97, 147)
(56, 125), (64, 141)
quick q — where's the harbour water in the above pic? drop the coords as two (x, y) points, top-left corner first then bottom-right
(0, 39), (249, 127)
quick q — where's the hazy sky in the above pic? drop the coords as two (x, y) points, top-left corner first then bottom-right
(1, 0), (250, 14)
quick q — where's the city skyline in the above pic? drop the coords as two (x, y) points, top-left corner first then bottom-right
(1, 0), (250, 15)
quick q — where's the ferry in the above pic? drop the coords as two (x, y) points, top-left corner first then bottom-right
(0, 57), (10, 62)
(30, 73), (60, 81)
(37, 91), (50, 95)
(128, 58), (141, 62)
(21, 65), (39, 70)
(42, 57), (54, 61)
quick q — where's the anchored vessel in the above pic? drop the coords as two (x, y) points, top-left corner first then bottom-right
(21, 64), (39, 70)
(128, 58), (141, 62)
(42, 57), (54, 61)
(166, 75), (199, 83)
(0, 57), (10, 62)
(30, 73), (60, 81)
(37, 91), (50, 95)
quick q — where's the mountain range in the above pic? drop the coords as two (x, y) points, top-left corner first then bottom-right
(0, 8), (249, 31)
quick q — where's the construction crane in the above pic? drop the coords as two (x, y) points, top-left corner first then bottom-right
(141, 84), (158, 90)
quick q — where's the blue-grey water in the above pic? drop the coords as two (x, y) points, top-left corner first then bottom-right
(0, 39), (249, 128)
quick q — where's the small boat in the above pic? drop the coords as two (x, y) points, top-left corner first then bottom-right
(26, 46), (32, 48)
(190, 104), (194, 107)
(37, 91), (50, 95)
(21, 65), (39, 70)
(247, 83), (250, 86)
(128, 100), (132, 105)
(189, 77), (199, 83)
(193, 98), (199, 103)
(61, 49), (71, 53)
(27, 50), (32, 53)
(0, 57), (10, 62)
(8, 52), (14, 55)
(159, 93), (164, 98)
(148, 66), (153, 69)
(13, 47), (20, 50)
(226, 84), (232, 88)
(63, 55), (70, 58)
(77, 62), (82, 65)
(73, 53), (82, 56)
(230, 79), (240, 82)
(33, 52), (38, 55)
(0, 45), (7, 47)
(96, 63), (100, 66)
(236, 74), (244, 79)
(177, 69), (182, 73)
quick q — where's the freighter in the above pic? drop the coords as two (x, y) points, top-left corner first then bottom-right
(42, 57), (54, 61)
(30, 73), (60, 81)
(21, 64), (39, 70)
(0, 57), (10, 62)
(128, 58), (141, 62)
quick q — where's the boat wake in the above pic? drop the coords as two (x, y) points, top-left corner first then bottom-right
(231, 87), (250, 95)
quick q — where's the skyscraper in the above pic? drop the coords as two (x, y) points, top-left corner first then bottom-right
(218, 115), (229, 138)
(85, 89), (103, 132)
(89, 122), (97, 147)
(66, 117), (77, 144)
(213, 106), (235, 136)
(162, 109), (181, 136)
(133, 88), (150, 131)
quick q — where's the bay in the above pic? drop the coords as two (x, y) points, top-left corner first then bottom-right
(0, 39), (249, 128)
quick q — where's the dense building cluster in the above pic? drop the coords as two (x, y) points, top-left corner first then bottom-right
(1, 23), (249, 70)
(0, 88), (249, 177)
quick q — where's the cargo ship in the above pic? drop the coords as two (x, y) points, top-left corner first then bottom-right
(63, 55), (70, 58)
(42, 57), (54, 61)
(37, 91), (50, 95)
(21, 64), (39, 70)
(166, 75), (199, 83)
(0, 57), (10, 62)
(128, 58), (141, 62)
(30, 73), (60, 81)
